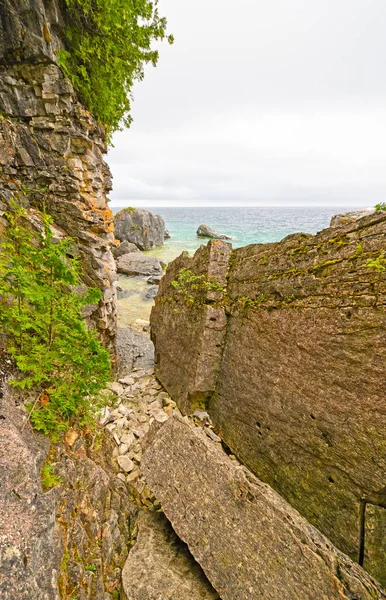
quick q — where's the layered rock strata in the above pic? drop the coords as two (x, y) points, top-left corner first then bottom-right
(0, 0), (117, 350)
(114, 208), (166, 250)
(151, 211), (386, 585)
(142, 416), (385, 600)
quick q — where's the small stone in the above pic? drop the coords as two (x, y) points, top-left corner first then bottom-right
(205, 428), (222, 443)
(126, 470), (139, 483)
(64, 428), (79, 447)
(117, 456), (135, 473)
(119, 376), (135, 386)
(154, 411), (169, 424)
(119, 443), (130, 455)
(163, 405), (173, 415)
(109, 382), (125, 396)
(193, 409), (210, 421)
(147, 388), (159, 396)
(117, 473), (126, 483)
(137, 415), (148, 423)
(121, 432), (135, 446)
(113, 432), (121, 445)
(132, 428), (144, 438)
(105, 423), (116, 432)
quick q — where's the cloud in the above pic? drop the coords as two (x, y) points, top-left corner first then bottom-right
(108, 0), (386, 207)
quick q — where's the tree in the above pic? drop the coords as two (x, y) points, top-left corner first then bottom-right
(59, 0), (173, 137)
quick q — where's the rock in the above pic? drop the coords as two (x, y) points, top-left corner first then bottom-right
(121, 511), (219, 600)
(164, 229), (171, 240)
(197, 224), (232, 240)
(119, 376), (135, 386)
(145, 285), (158, 299)
(121, 432), (136, 447)
(117, 327), (155, 375)
(0, 0), (118, 354)
(330, 208), (375, 227)
(0, 382), (136, 600)
(109, 381), (125, 396)
(117, 456), (135, 473)
(112, 240), (140, 259)
(116, 253), (163, 277)
(147, 274), (162, 284)
(151, 216), (386, 585)
(114, 208), (166, 250)
(142, 416), (385, 600)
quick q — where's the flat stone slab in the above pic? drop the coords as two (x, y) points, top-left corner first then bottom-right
(121, 511), (219, 600)
(142, 416), (385, 600)
(116, 253), (162, 277)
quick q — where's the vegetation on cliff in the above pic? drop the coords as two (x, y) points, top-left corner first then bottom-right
(0, 203), (111, 438)
(59, 0), (173, 135)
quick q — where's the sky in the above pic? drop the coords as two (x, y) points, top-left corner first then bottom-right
(108, 0), (386, 208)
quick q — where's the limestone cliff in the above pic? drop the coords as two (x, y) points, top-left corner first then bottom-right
(0, 0), (117, 350)
(151, 210), (386, 586)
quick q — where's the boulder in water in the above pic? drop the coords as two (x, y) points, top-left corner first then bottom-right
(197, 224), (231, 240)
(115, 208), (166, 250)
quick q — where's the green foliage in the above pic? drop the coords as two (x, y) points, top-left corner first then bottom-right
(41, 462), (63, 491)
(85, 563), (97, 573)
(0, 202), (111, 438)
(58, 0), (173, 136)
(366, 252), (386, 272)
(374, 202), (386, 211)
(170, 268), (223, 304)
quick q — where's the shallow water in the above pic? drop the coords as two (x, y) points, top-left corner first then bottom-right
(117, 275), (154, 328)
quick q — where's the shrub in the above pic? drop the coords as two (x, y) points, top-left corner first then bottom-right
(375, 202), (386, 211)
(170, 268), (223, 304)
(0, 202), (112, 438)
(58, 0), (173, 136)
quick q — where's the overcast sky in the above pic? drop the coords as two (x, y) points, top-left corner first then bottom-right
(108, 0), (386, 208)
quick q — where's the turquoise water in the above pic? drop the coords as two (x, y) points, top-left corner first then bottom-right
(111, 206), (359, 263)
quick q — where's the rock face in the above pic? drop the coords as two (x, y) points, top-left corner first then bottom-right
(0, 0), (117, 351)
(121, 511), (219, 600)
(197, 224), (232, 240)
(151, 210), (386, 585)
(114, 208), (166, 250)
(142, 416), (385, 600)
(116, 253), (163, 277)
(0, 380), (136, 600)
(330, 209), (375, 227)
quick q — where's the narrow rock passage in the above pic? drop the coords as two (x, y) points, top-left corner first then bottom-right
(101, 330), (220, 599)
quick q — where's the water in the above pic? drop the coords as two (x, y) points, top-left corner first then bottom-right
(112, 205), (359, 326)
(112, 205), (358, 263)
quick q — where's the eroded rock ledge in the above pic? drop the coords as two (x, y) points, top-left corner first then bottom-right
(150, 210), (386, 585)
(142, 416), (385, 600)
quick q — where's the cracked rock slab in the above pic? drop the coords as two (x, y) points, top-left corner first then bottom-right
(121, 511), (219, 600)
(142, 416), (385, 600)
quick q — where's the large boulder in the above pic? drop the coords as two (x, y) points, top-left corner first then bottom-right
(116, 252), (163, 277)
(142, 416), (385, 600)
(121, 511), (219, 600)
(151, 212), (386, 585)
(115, 208), (166, 250)
(330, 208), (375, 227)
(197, 224), (232, 240)
(112, 240), (140, 259)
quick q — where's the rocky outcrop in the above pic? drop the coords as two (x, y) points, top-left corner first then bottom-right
(116, 253), (163, 277)
(121, 511), (219, 600)
(0, 379), (137, 600)
(114, 208), (166, 250)
(197, 224), (232, 240)
(142, 416), (385, 600)
(113, 240), (140, 259)
(330, 209), (375, 227)
(0, 0), (117, 351)
(151, 210), (386, 585)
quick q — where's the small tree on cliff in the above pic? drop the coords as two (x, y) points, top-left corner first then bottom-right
(0, 203), (111, 438)
(59, 0), (173, 136)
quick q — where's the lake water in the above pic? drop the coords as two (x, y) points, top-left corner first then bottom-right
(112, 205), (360, 263)
(112, 205), (361, 327)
